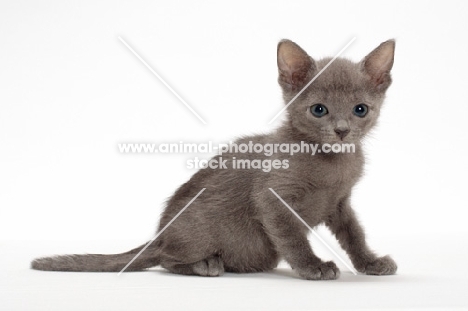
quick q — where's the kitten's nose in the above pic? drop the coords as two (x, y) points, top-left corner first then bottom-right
(335, 128), (350, 139)
(334, 120), (350, 140)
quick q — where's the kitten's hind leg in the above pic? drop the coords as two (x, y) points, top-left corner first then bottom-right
(162, 255), (225, 277)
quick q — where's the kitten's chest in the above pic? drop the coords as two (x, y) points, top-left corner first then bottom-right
(291, 152), (363, 189)
(287, 153), (363, 223)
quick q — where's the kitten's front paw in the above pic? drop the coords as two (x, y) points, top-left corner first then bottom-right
(297, 261), (340, 280)
(365, 255), (397, 275)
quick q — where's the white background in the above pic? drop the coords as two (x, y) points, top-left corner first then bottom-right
(1, 0), (468, 310)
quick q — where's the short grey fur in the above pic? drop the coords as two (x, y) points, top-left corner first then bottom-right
(32, 39), (397, 280)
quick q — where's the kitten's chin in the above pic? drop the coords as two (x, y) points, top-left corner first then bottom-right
(318, 138), (361, 152)
(321, 138), (355, 144)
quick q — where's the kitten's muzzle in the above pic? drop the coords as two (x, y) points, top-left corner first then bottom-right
(334, 126), (350, 140)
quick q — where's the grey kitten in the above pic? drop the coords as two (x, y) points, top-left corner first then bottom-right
(31, 39), (397, 280)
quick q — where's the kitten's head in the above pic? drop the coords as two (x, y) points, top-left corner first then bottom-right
(277, 39), (395, 144)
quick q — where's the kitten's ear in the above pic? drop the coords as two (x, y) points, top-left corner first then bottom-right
(277, 39), (316, 92)
(361, 39), (395, 90)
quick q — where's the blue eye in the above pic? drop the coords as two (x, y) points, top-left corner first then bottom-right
(310, 104), (328, 118)
(353, 104), (368, 117)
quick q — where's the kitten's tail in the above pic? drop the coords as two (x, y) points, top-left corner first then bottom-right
(31, 242), (160, 272)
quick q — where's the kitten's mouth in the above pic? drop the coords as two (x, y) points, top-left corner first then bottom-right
(326, 139), (352, 145)
(321, 131), (360, 144)
(321, 135), (351, 143)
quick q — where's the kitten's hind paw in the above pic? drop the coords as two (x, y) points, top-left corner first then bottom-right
(365, 255), (397, 275)
(192, 256), (225, 277)
(297, 261), (340, 280)
(163, 256), (225, 277)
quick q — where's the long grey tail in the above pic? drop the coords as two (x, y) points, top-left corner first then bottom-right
(31, 242), (160, 272)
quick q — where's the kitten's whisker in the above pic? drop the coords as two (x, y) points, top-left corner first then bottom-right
(117, 188), (206, 276)
(268, 37), (356, 124)
(118, 36), (207, 125)
(268, 188), (358, 275)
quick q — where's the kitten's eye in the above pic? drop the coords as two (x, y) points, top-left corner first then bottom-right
(353, 104), (368, 117)
(310, 104), (328, 118)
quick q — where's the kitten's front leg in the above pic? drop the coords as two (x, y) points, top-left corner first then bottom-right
(326, 198), (397, 275)
(262, 197), (340, 280)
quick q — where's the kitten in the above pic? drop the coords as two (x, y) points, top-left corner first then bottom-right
(31, 39), (397, 280)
